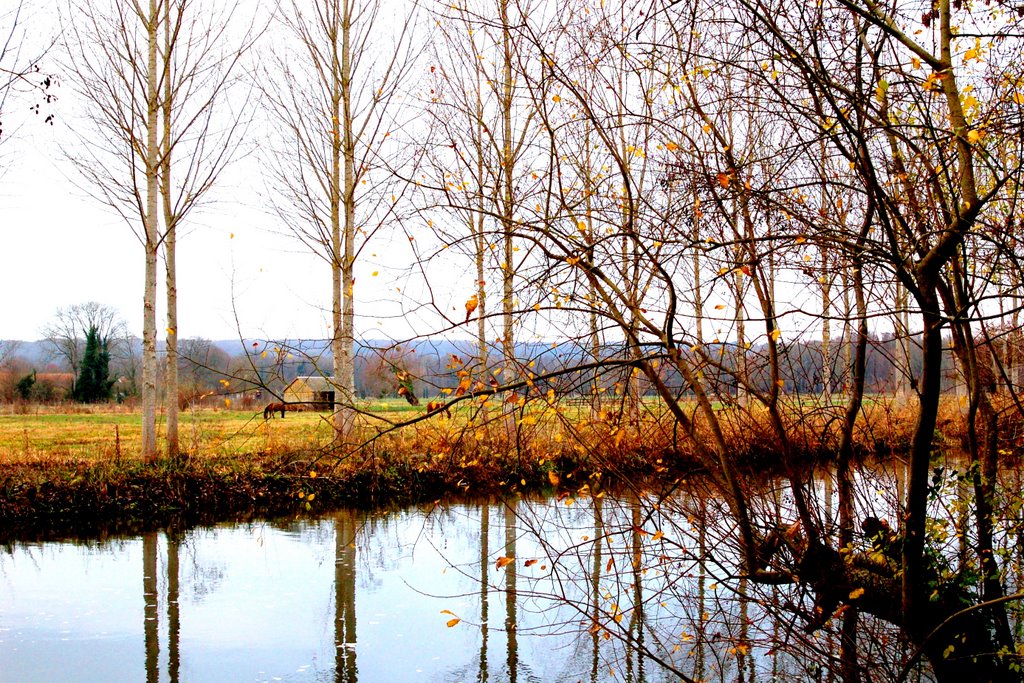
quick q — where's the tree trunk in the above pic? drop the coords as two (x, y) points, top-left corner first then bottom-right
(162, 3), (178, 460)
(339, 0), (357, 418)
(499, 0), (516, 372)
(141, 0), (160, 463)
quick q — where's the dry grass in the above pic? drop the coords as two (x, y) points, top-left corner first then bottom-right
(0, 393), (975, 477)
(0, 394), (984, 534)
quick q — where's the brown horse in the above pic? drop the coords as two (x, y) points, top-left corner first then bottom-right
(263, 402), (288, 419)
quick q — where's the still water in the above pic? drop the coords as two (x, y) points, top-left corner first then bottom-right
(1, 499), (700, 683)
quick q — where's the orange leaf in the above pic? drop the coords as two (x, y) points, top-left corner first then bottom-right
(447, 618), (461, 628)
(548, 470), (561, 486)
(716, 172), (731, 188)
(464, 294), (479, 322)
(496, 556), (514, 569)
(525, 559), (538, 567)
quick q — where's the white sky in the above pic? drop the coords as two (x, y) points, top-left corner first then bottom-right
(1, 119), (351, 342)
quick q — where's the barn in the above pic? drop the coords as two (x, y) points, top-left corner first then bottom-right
(282, 376), (337, 411)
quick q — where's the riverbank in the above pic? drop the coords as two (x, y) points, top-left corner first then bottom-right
(0, 445), (678, 541)
(0, 397), (968, 538)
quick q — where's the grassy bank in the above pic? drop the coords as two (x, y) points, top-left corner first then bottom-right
(0, 395), (972, 538)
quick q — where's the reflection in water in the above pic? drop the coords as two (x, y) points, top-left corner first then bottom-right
(504, 499), (518, 683)
(167, 531), (181, 683)
(143, 531), (159, 683)
(626, 495), (644, 683)
(0, 500), (723, 681)
(335, 510), (357, 683)
(2, 470), (957, 682)
(590, 495), (603, 683)
(479, 504), (490, 683)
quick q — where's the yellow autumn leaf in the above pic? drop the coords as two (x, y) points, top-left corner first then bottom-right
(447, 618), (461, 628)
(548, 470), (561, 486)
(224, 398), (232, 408)
(770, 328), (782, 342)
(372, 271), (379, 276)
(967, 129), (983, 144)
(849, 587), (865, 600)
(496, 556), (515, 569)
(652, 530), (664, 541)
(665, 141), (678, 151)
(552, 94), (561, 103)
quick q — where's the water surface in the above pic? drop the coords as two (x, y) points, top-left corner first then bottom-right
(1, 500), (694, 682)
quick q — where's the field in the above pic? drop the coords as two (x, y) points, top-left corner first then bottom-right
(0, 393), (957, 466)
(0, 400), (426, 464)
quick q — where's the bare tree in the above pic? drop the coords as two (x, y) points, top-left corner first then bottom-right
(403, 0), (1024, 677)
(62, 0), (257, 461)
(0, 1), (55, 153)
(41, 301), (127, 380)
(261, 0), (420, 441)
(0, 339), (19, 370)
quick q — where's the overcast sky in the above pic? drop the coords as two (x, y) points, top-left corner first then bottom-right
(2, 119), (342, 342)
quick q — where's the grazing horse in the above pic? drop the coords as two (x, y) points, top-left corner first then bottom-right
(263, 402), (287, 419)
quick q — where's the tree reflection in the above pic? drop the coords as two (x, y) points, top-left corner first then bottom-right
(335, 510), (358, 683)
(504, 499), (518, 683)
(590, 495), (604, 683)
(479, 504), (490, 683)
(143, 531), (159, 683)
(167, 530), (181, 683)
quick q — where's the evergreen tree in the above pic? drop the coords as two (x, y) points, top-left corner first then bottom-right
(73, 326), (113, 403)
(16, 371), (36, 401)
